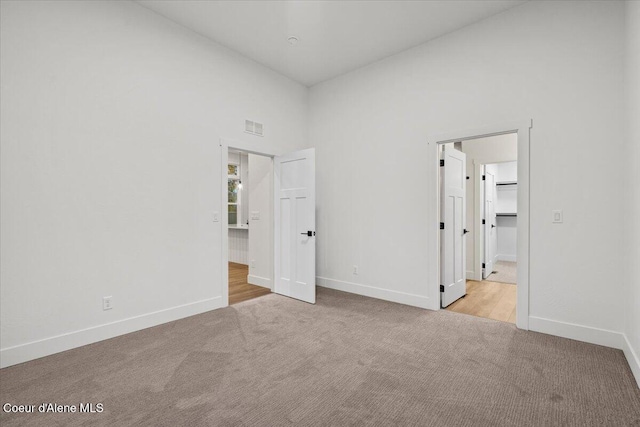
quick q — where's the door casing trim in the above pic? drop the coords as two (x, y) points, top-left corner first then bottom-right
(220, 138), (278, 307)
(427, 120), (532, 330)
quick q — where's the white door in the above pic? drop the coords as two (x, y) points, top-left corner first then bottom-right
(274, 148), (316, 304)
(440, 145), (467, 307)
(483, 166), (498, 279)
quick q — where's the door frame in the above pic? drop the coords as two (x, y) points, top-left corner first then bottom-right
(426, 120), (532, 329)
(220, 137), (279, 307)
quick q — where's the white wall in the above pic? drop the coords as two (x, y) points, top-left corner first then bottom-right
(310, 1), (626, 334)
(461, 135), (518, 166)
(496, 186), (517, 214)
(496, 216), (517, 262)
(0, 0), (307, 367)
(495, 161), (518, 184)
(461, 135), (517, 278)
(624, 0), (640, 386)
(247, 154), (273, 289)
(495, 162), (517, 262)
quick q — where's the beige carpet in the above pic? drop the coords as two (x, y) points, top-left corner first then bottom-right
(1, 288), (639, 426)
(487, 260), (517, 284)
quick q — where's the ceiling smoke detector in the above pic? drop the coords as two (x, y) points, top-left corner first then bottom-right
(287, 36), (299, 46)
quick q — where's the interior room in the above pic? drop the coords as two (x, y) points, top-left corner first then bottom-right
(1, 0), (639, 425)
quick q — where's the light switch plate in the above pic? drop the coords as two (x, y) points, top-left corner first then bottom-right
(552, 210), (563, 223)
(251, 211), (260, 220)
(213, 212), (220, 222)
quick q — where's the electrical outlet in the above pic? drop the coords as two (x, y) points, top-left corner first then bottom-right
(251, 211), (260, 220)
(103, 296), (113, 311)
(251, 259), (256, 268)
(353, 265), (359, 275)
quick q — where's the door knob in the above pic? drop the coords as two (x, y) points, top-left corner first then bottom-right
(491, 224), (496, 228)
(463, 229), (469, 234)
(300, 231), (316, 236)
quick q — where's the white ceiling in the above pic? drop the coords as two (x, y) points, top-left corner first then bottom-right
(137, 0), (526, 87)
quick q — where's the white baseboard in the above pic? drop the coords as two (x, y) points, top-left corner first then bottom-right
(0, 296), (224, 369)
(621, 334), (640, 388)
(528, 316), (623, 349)
(248, 274), (272, 289)
(497, 254), (517, 262)
(316, 276), (434, 310)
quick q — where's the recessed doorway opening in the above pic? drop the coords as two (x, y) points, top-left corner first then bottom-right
(441, 135), (518, 323)
(427, 120), (531, 330)
(220, 138), (317, 308)
(227, 149), (273, 305)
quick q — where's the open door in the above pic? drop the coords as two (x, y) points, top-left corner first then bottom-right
(483, 165), (497, 279)
(274, 148), (316, 303)
(440, 145), (467, 307)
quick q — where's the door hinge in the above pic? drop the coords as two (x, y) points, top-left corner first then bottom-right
(482, 263), (486, 268)
(482, 175), (486, 180)
(439, 159), (445, 167)
(440, 285), (444, 292)
(440, 222), (444, 229)
(482, 219), (486, 224)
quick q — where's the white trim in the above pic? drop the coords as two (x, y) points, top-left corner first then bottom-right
(0, 297), (223, 369)
(220, 137), (277, 308)
(427, 120), (532, 330)
(497, 254), (517, 262)
(621, 334), (640, 388)
(248, 274), (272, 289)
(317, 276), (433, 309)
(528, 316), (623, 349)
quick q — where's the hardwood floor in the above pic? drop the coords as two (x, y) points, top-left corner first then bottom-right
(445, 280), (516, 323)
(229, 262), (271, 305)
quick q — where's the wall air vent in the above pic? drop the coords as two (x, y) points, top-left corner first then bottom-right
(245, 119), (264, 137)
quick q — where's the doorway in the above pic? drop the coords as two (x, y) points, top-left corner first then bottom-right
(220, 138), (317, 307)
(427, 120), (531, 330)
(227, 149), (273, 305)
(443, 136), (518, 323)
